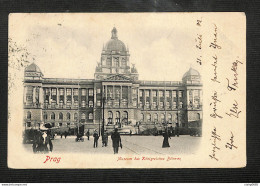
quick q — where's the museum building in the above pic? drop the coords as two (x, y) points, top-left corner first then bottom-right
(23, 27), (203, 132)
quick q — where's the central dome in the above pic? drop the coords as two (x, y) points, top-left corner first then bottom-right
(104, 27), (127, 52)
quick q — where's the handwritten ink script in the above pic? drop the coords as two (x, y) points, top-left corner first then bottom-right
(226, 100), (241, 118)
(209, 127), (221, 161)
(210, 91), (223, 119)
(209, 24), (222, 49)
(195, 18), (203, 65)
(225, 132), (237, 150)
(226, 59), (243, 91)
(211, 54), (220, 83)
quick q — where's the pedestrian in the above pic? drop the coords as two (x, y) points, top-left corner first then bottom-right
(61, 133), (63, 138)
(102, 130), (108, 147)
(93, 130), (99, 148)
(86, 129), (90, 140)
(64, 131), (68, 139)
(162, 131), (171, 148)
(46, 129), (53, 152)
(111, 128), (122, 154)
(176, 123), (180, 137)
(130, 130), (132, 137)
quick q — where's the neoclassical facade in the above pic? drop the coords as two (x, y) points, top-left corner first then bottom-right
(23, 27), (203, 132)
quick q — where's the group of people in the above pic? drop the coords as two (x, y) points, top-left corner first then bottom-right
(32, 129), (53, 153)
(88, 128), (122, 154)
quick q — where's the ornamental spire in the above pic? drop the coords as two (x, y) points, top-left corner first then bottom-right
(111, 27), (118, 39)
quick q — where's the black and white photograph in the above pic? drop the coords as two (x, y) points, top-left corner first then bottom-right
(8, 13), (246, 168)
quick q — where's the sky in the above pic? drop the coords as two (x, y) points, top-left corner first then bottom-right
(9, 13), (203, 81)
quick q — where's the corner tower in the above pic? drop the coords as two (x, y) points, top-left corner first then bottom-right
(94, 27), (138, 81)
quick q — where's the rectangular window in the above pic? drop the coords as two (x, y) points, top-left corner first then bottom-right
(97, 100), (101, 106)
(166, 102), (170, 108)
(145, 90), (149, 97)
(89, 113), (93, 120)
(152, 91), (157, 97)
(73, 89), (78, 96)
(160, 102), (164, 108)
(152, 102), (156, 108)
(97, 88), (101, 94)
(139, 90), (143, 97)
(172, 91), (177, 97)
(89, 89), (94, 96)
(146, 101), (150, 109)
(66, 89), (72, 102)
(180, 102), (183, 108)
(179, 91), (183, 98)
(159, 91), (163, 97)
(81, 100), (86, 107)
(89, 101), (93, 107)
(173, 102), (177, 108)
(166, 91), (170, 97)
(81, 89), (86, 96)
(59, 88), (64, 95)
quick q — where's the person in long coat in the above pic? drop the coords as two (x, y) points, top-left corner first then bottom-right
(93, 130), (99, 148)
(111, 128), (122, 154)
(86, 129), (90, 140)
(102, 130), (108, 147)
(162, 131), (171, 148)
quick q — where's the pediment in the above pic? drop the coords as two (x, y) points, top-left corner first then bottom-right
(104, 74), (132, 81)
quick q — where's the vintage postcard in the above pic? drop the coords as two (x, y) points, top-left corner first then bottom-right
(8, 13), (246, 168)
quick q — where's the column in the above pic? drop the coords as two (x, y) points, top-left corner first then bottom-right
(120, 86), (122, 99)
(23, 86), (27, 104)
(164, 89), (166, 110)
(33, 86), (36, 104)
(57, 88), (59, 105)
(49, 88), (51, 104)
(72, 88), (74, 107)
(64, 88), (67, 105)
(127, 86), (130, 108)
(39, 87), (43, 106)
(105, 85), (108, 100)
(150, 89), (152, 109)
(137, 88), (139, 108)
(157, 89), (159, 110)
(113, 85), (115, 100)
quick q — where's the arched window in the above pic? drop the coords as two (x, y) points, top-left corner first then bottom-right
(43, 112), (47, 120)
(81, 113), (86, 120)
(147, 113), (151, 122)
(59, 112), (63, 120)
(197, 113), (200, 120)
(51, 112), (55, 120)
(74, 113), (78, 121)
(89, 113), (93, 120)
(168, 113), (172, 123)
(67, 113), (70, 120)
(108, 111), (113, 124)
(122, 111), (128, 125)
(161, 113), (165, 123)
(116, 111), (120, 124)
(153, 113), (158, 122)
(27, 111), (31, 120)
(140, 113), (144, 122)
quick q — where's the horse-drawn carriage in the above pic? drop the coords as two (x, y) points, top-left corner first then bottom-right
(188, 119), (202, 137)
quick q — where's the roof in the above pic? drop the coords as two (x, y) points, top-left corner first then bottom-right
(104, 27), (127, 53)
(25, 63), (42, 73)
(182, 68), (200, 79)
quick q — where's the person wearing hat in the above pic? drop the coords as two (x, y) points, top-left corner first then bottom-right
(93, 129), (99, 148)
(111, 128), (122, 154)
(162, 130), (171, 148)
(102, 130), (109, 147)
